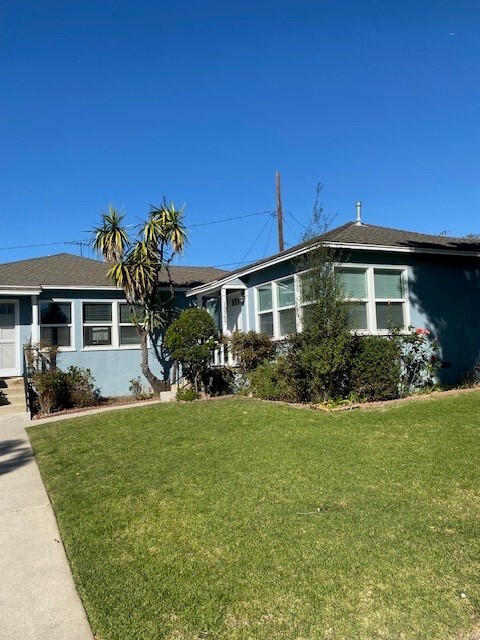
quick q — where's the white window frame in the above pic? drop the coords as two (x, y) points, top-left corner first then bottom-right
(275, 276), (297, 338)
(335, 263), (410, 334)
(39, 299), (75, 351)
(81, 300), (142, 351)
(255, 264), (410, 339)
(255, 276), (300, 340)
(118, 302), (142, 349)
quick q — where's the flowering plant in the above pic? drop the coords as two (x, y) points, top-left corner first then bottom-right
(398, 327), (441, 395)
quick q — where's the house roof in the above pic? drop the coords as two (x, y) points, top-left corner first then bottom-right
(0, 253), (229, 290)
(187, 221), (480, 296)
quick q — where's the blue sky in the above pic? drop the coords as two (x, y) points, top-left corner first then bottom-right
(2, 0), (480, 268)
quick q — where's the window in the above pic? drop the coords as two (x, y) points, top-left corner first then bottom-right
(119, 304), (141, 346)
(335, 266), (407, 332)
(39, 302), (72, 347)
(374, 270), (405, 330)
(277, 278), (296, 336)
(257, 284), (274, 336)
(82, 301), (144, 349)
(255, 278), (299, 338)
(83, 303), (112, 346)
(337, 268), (368, 331)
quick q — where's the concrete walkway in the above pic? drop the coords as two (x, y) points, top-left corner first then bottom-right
(0, 411), (93, 640)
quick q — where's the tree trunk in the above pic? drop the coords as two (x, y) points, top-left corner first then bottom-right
(140, 331), (164, 395)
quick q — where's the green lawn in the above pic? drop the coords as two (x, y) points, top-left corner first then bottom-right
(29, 395), (480, 640)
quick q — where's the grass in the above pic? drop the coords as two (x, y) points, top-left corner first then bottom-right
(28, 395), (480, 640)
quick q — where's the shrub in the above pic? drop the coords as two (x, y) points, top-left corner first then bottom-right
(398, 328), (441, 395)
(230, 331), (277, 372)
(203, 367), (235, 396)
(286, 332), (354, 403)
(33, 366), (99, 414)
(248, 358), (298, 402)
(32, 369), (70, 414)
(129, 377), (153, 400)
(350, 335), (401, 402)
(164, 308), (216, 391)
(65, 366), (100, 408)
(176, 388), (199, 402)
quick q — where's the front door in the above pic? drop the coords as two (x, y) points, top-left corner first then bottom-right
(0, 302), (18, 377)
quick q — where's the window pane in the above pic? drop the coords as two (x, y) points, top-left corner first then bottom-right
(40, 302), (71, 325)
(83, 303), (112, 324)
(277, 278), (295, 308)
(119, 303), (143, 323)
(40, 326), (71, 347)
(374, 271), (403, 299)
(376, 302), (404, 330)
(337, 268), (367, 298)
(259, 312), (274, 336)
(120, 326), (141, 345)
(258, 285), (272, 311)
(279, 308), (297, 335)
(346, 303), (368, 331)
(204, 297), (220, 331)
(84, 326), (112, 346)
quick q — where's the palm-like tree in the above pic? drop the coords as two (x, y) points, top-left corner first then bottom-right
(92, 201), (187, 393)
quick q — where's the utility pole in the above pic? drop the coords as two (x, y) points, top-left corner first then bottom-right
(275, 171), (285, 252)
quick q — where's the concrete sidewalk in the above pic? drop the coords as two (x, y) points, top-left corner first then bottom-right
(0, 411), (93, 640)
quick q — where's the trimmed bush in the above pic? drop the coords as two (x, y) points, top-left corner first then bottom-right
(350, 335), (401, 401)
(248, 358), (298, 402)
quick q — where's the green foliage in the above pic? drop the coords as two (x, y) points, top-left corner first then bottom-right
(164, 308), (216, 391)
(91, 200), (187, 393)
(65, 366), (100, 408)
(203, 366), (235, 396)
(33, 366), (99, 414)
(248, 357), (298, 402)
(176, 388), (199, 402)
(287, 332), (354, 403)
(280, 184), (353, 403)
(397, 328), (442, 395)
(129, 377), (153, 400)
(230, 330), (277, 372)
(350, 335), (401, 401)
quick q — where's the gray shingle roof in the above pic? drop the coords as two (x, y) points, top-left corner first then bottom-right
(188, 222), (480, 294)
(0, 253), (229, 289)
(322, 222), (480, 252)
(230, 222), (480, 277)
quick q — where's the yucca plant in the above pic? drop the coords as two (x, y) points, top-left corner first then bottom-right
(91, 200), (187, 393)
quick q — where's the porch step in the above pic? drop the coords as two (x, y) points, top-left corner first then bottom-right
(0, 377), (27, 414)
(159, 390), (177, 402)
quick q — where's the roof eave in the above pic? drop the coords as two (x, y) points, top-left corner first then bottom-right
(187, 240), (480, 296)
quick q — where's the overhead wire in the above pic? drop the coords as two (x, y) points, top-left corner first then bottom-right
(188, 210), (272, 228)
(262, 214), (276, 258)
(0, 210), (274, 253)
(235, 212), (275, 269)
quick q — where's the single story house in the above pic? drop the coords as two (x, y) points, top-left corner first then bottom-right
(0, 253), (227, 396)
(188, 216), (480, 385)
(2, 213), (480, 396)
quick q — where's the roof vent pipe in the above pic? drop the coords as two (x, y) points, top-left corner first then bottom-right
(355, 201), (362, 225)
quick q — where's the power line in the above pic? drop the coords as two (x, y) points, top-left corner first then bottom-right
(0, 240), (84, 252)
(0, 210), (274, 253)
(285, 210), (309, 231)
(262, 214), (276, 259)
(189, 210), (272, 228)
(235, 213), (275, 269)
